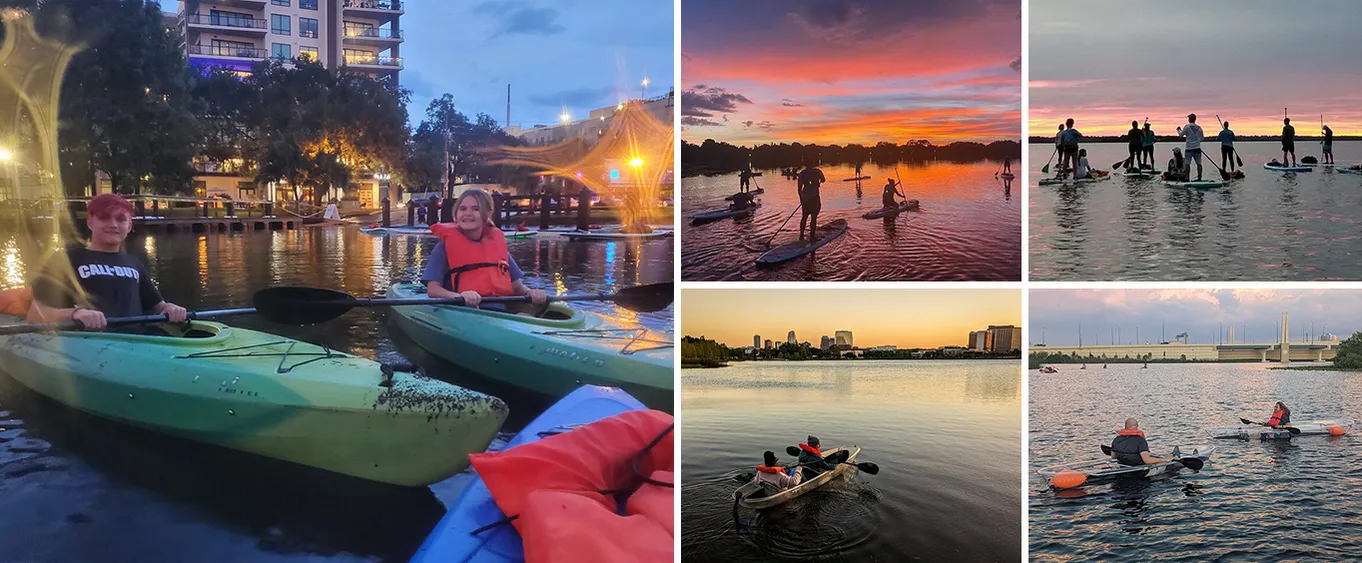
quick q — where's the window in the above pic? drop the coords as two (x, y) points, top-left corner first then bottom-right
(343, 48), (376, 64)
(272, 43), (291, 60)
(209, 9), (252, 27)
(271, 14), (290, 35)
(299, 46), (319, 62)
(210, 39), (258, 57)
(344, 21), (374, 37)
(193, 181), (207, 198)
(300, 17), (319, 38)
(271, 0), (289, 5)
(300, 0), (318, 9)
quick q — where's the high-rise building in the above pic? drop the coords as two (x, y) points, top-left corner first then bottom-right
(764, 339), (773, 349)
(820, 335), (832, 350)
(969, 330), (988, 351)
(1011, 329), (1022, 352)
(787, 331), (796, 344)
(754, 334), (761, 348)
(987, 325), (1019, 353)
(835, 330), (853, 350)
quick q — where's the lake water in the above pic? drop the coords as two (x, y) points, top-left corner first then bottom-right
(0, 226), (673, 562)
(1030, 140), (1362, 280)
(1029, 363), (1362, 561)
(681, 360), (1022, 562)
(681, 161), (1021, 280)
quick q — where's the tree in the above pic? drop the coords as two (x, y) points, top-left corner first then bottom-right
(405, 94), (523, 195)
(1333, 332), (1362, 369)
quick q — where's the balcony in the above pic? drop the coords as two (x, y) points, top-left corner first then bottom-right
(343, 0), (402, 22)
(213, 0), (269, 8)
(342, 27), (404, 46)
(184, 13), (268, 37)
(343, 54), (402, 70)
(187, 44), (268, 60)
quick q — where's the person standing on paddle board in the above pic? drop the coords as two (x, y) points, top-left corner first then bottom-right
(1125, 121), (1142, 169)
(797, 162), (826, 242)
(421, 189), (546, 311)
(1266, 402), (1291, 428)
(1059, 119), (1082, 178)
(1002, 157), (1012, 175)
(1110, 418), (1174, 467)
(1054, 123), (1065, 172)
(1176, 114), (1205, 182)
(1321, 124), (1334, 164)
(1142, 122), (1156, 169)
(797, 436), (836, 479)
(751, 450), (803, 491)
(739, 163), (754, 194)
(881, 178), (907, 209)
(1282, 118), (1297, 167)
(26, 193), (188, 331)
(854, 162), (863, 178)
(1218, 121), (1238, 173)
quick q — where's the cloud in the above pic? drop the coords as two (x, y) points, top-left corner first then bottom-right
(681, 85), (754, 117)
(757, 121), (775, 130)
(743, 120), (754, 128)
(473, 1), (565, 37)
(1009, 57), (1021, 72)
(781, 99), (804, 107)
(682, 116), (722, 127)
(527, 86), (614, 109)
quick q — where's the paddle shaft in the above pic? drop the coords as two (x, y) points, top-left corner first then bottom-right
(360, 293), (619, 308)
(763, 202), (803, 248)
(0, 307), (258, 336)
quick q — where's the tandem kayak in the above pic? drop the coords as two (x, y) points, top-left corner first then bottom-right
(0, 316), (508, 486)
(755, 218), (849, 267)
(1037, 445), (1215, 488)
(1263, 163), (1312, 172)
(692, 204), (759, 225)
(1165, 180), (1225, 189)
(386, 284), (674, 410)
(734, 446), (859, 509)
(410, 385), (647, 563)
(1205, 419), (1353, 440)
(862, 199), (920, 219)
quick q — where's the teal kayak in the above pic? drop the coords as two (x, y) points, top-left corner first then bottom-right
(387, 284), (674, 411)
(0, 317), (508, 486)
(410, 385), (646, 563)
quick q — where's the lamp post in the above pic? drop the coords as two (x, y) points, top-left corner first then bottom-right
(641, 77), (649, 99)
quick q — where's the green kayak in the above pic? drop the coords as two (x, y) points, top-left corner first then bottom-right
(0, 316), (508, 486)
(387, 283), (674, 411)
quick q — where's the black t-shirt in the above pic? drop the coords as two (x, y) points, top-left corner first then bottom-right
(1111, 434), (1150, 466)
(1127, 128), (1142, 145)
(1324, 129), (1333, 145)
(1283, 125), (1295, 142)
(797, 167), (825, 200)
(31, 246), (163, 318)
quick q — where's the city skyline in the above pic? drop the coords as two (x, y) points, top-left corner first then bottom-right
(683, 288), (1020, 349)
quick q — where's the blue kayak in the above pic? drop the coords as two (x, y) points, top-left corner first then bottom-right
(410, 385), (647, 563)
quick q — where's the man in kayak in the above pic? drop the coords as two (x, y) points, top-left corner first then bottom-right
(739, 163), (754, 194)
(1164, 147), (1189, 181)
(1176, 114), (1204, 182)
(1125, 120), (1142, 169)
(1321, 124), (1334, 164)
(797, 436), (836, 479)
(1267, 401), (1291, 428)
(422, 188), (546, 310)
(1282, 118), (1297, 167)
(1059, 119), (1081, 179)
(1111, 418), (1175, 466)
(26, 193), (188, 331)
(751, 450), (803, 491)
(881, 178), (907, 209)
(1141, 122), (1156, 169)
(797, 161), (826, 242)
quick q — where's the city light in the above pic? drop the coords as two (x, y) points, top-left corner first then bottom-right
(0, 148), (11, 161)
(560, 112), (571, 123)
(629, 157), (643, 168)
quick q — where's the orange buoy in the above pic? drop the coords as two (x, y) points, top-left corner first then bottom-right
(1051, 469), (1087, 489)
(1328, 425), (1347, 436)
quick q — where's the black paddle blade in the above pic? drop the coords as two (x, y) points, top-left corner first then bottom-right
(786, 446), (801, 456)
(1286, 426), (1302, 435)
(823, 450), (851, 465)
(1100, 445), (1113, 456)
(614, 282), (674, 313)
(253, 286), (358, 325)
(1179, 457), (1205, 471)
(855, 462), (880, 475)
(1239, 418), (1256, 426)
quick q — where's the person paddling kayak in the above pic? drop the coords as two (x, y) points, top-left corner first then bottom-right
(797, 161), (826, 242)
(421, 188), (546, 311)
(1282, 118), (1297, 167)
(881, 178), (907, 209)
(1321, 124), (1334, 164)
(1141, 122), (1156, 169)
(1176, 114), (1205, 182)
(1267, 401), (1292, 428)
(751, 450), (803, 492)
(797, 436), (836, 479)
(1218, 120), (1238, 173)
(1111, 418), (1175, 466)
(26, 193), (188, 331)
(1125, 120), (1142, 169)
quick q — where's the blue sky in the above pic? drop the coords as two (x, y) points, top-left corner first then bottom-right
(164, 0), (675, 128)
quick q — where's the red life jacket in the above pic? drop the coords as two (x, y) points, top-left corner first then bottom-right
(429, 223), (514, 296)
(1268, 409), (1286, 427)
(1116, 429), (1146, 438)
(798, 443), (821, 457)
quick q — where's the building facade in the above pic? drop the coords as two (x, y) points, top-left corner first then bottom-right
(835, 330), (853, 350)
(987, 325), (1019, 353)
(969, 330), (988, 351)
(753, 335), (760, 348)
(787, 331), (796, 344)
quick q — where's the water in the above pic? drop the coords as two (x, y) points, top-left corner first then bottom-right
(680, 162), (1021, 280)
(1029, 363), (1362, 561)
(1030, 141), (1362, 280)
(681, 360), (1022, 562)
(0, 226), (673, 562)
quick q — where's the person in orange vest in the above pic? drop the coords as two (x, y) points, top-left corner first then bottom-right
(796, 435), (836, 479)
(1267, 402), (1291, 428)
(1110, 418), (1174, 466)
(422, 188), (545, 310)
(750, 450), (802, 492)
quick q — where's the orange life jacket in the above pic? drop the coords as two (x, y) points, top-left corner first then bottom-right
(0, 288), (32, 316)
(1268, 409), (1287, 427)
(429, 223), (514, 296)
(755, 465), (784, 473)
(1116, 429), (1146, 438)
(798, 443), (821, 457)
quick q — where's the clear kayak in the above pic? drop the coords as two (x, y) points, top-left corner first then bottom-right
(1205, 419), (1353, 439)
(734, 446), (859, 509)
(862, 199), (919, 219)
(1037, 444), (1215, 487)
(755, 219), (848, 266)
(410, 385), (647, 563)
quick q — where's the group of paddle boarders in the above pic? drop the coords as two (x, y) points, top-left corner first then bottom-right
(750, 436), (838, 492)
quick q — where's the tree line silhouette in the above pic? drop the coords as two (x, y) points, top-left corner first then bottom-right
(682, 139), (1020, 176)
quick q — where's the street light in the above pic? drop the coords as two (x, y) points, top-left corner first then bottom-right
(629, 157), (643, 168)
(641, 77), (649, 99)
(559, 112), (571, 123)
(0, 148), (11, 161)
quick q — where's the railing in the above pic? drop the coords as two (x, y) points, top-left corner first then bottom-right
(343, 0), (401, 11)
(187, 44), (268, 58)
(185, 13), (268, 30)
(344, 55), (402, 67)
(343, 27), (403, 39)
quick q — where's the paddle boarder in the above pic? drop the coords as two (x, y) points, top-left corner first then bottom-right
(854, 162), (863, 179)
(1075, 148), (1093, 179)
(739, 163), (754, 194)
(25, 193), (188, 331)
(881, 178), (907, 210)
(750, 450), (803, 491)
(1164, 147), (1189, 181)
(1126, 120), (1142, 169)
(1321, 124), (1334, 164)
(1282, 118), (1297, 167)
(730, 191), (755, 211)
(1217, 121), (1238, 173)
(797, 436), (836, 479)
(1059, 119), (1081, 179)
(1266, 401), (1291, 428)
(1176, 114), (1204, 182)
(1002, 157), (1012, 176)
(797, 161), (826, 242)
(1054, 123), (1065, 174)
(1142, 122), (1156, 169)
(421, 188), (547, 310)
(1110, 418), (1175, 466)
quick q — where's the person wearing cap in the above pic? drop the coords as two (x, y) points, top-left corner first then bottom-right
(1176, 114), (1204, 182)
(1218, 121), (1238, 173)
(1321, 124), (1334, 165)
(797, 435), (837, 479)
(750, 450), (803, 492)
(1141, 122), (1156, 169)
(1282, 118), (1297, 167)
(26, 193), (188, 330)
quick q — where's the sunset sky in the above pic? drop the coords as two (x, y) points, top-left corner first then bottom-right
(683, 288), (1021, 349)
(1031, 289), (1362, 347)
(681, 0), (1021, 146)
(1030, 0), (1362, 137)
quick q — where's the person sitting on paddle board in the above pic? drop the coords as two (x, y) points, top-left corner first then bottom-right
(1111, 418), (1174, 466)
(1322, 124), (1334, 165)
(739, 163), (754, 194)
(1125, 121), (1142, 169)
(1282, 118), (1297, 167)
(881, 178), (907, 209)
(730, 191), (755, 211)
(1218, 121), (1238, 173)
(25, 193), (188, 331)
(797, 161), (826, 242)
(421, 188), (546, 310)
(1266, 402), (1291, 428)
(1059, 119), (1082, 179)
(1075, 149), (1097, 179)
(751, 450), (803, 491)
(1176, 114), (1205, 182)
(797, 436), (836, 479)
(1142, 122), (1156, 169)
(1164, 148), (1189, 182)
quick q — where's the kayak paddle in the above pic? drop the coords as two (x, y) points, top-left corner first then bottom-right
(1099, 445), (1204, 470)
(0, 307), (258, 336)
(252, 282), (675, 325)
(1238, 417), (1302, 435)
(784, 445), (880, 474)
